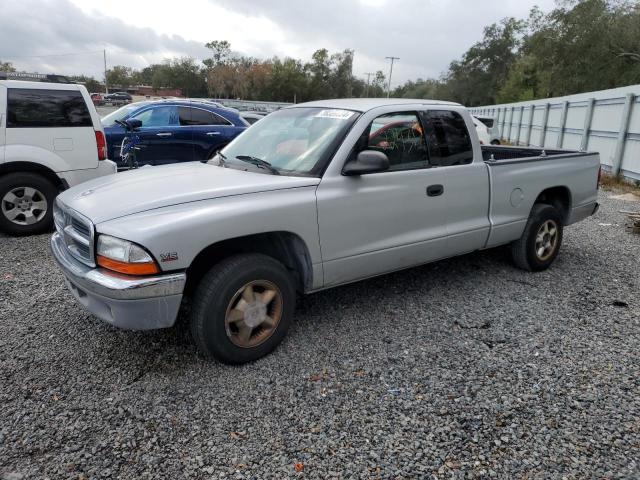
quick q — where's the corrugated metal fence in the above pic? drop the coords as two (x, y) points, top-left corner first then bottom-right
(469, 85), (640, 181)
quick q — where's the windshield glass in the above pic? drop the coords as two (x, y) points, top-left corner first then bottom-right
(101, 102), (149, 126)
(219, 107), (359, 176)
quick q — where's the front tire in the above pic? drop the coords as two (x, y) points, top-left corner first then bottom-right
(190, 254), (296, 364)
(511, 203), (563, 271)
(0, 173), (57, 236)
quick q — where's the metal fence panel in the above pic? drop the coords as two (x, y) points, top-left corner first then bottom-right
(469, 84), (640, 181)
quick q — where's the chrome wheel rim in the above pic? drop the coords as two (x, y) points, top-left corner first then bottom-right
(535, 219), (559, 261)
(224, 280), (283, 348)
(1, 187), (48, 226)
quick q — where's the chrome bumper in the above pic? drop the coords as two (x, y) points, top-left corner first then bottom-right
(50, 232), (186, 330)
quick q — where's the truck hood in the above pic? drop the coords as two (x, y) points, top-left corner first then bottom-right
(58, 162), (320, 224)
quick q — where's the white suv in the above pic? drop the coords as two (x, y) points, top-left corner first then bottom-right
(0, 79), (116, 235)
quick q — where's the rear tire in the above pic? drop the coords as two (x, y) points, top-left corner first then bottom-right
(0, 173), (57, 236)
(190, 254), (295, 364)
(511, 203), (563, 271)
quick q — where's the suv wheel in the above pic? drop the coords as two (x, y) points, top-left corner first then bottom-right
(0, 173), (57, 236)
(511, 203), (564, 271)
(190, 254), (295, 364)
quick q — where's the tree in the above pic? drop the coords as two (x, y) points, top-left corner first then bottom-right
(305, 48), (333, 99)
(370, 71), (387, 97)
(69, 75), (102, 93)
(0, 61), (16, 72)
(203, 40), (232, 68)
(269, 57), (307, 102)
(441, 17), (525, 105)
(329, 49), (354, 98)
(106, 65), (133, 89)
(152, 57), (207, 97)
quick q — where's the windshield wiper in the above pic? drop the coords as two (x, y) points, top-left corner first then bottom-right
(235, 155), (280, 175)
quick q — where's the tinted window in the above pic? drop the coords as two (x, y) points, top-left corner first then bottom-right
(477, 117), (494, 128)
(366, 112), (428, 171)
(423, 111), (473, 166)
(7, 88), (92, 128)
(131, 106), (179, 127)
(179, 107), (231, 126)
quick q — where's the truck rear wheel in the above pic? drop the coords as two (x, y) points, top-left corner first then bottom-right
(190, 254), (295, 364)
(0, 173), (57, 236)
(511, 203), (563, 271)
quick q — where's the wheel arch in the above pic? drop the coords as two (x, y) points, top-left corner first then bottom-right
(533, 186), (571, 225)
(0, 162), (65, 191)
(184, 231), (314, 297)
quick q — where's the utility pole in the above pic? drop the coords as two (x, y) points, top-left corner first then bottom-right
(103, 49), (108, 94)
(364, 72), (374, 97)
(385, 56), (399, 98)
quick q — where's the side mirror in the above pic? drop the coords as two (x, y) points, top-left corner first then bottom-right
(125, 118), (142, 130)
(342, 150), (390, 176)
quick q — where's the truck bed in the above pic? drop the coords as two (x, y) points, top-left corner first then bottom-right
(480, 145), (600, 249)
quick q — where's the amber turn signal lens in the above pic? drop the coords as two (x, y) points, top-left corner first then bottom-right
(96, 255), (160, 275)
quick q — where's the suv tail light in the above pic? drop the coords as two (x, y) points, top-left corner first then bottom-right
(95, 130), (107, 160)
(597, 165), (602, 188)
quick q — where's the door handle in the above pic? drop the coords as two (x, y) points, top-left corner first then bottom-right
(426, 184), (444, 197)
(206, 132), (221, 136)
(156, 132), (172, 137)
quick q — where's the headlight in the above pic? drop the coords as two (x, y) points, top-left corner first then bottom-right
(96, 235), (159, 275)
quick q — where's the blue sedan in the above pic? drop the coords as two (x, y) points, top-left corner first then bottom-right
(101, 100), (248, 167)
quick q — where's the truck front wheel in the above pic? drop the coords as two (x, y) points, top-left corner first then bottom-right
(511, 203), (564, 271)
(190, 254), (295, 364)
(0, 173), (57, 236)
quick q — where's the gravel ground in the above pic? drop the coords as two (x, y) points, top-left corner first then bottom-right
(0, 190), (639, 479)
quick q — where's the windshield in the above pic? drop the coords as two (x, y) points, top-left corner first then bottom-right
(101, 102), (149, 126)
(219, 107), (359, 176)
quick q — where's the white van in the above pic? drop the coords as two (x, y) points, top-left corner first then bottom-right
(0, 79), (116, 235)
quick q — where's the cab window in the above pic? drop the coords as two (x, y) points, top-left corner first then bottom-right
(365, 112), (429, 171)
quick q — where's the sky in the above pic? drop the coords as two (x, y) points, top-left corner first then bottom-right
(0, 0), (556, 88)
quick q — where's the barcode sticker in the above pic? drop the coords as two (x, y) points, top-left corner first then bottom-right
(314, 109), (355, 119)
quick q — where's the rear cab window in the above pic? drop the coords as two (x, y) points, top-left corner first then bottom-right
(6, 88), (92, 128)
(422, 110), (473, 166)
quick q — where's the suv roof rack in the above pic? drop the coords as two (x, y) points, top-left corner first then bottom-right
(0, 71), (72, 83)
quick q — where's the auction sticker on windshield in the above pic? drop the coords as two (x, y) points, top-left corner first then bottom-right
(314, 109), (355, 119)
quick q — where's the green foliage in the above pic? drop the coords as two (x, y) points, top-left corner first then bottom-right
(69, 75), (102, 93)
(106, 65), (133, 89)
(152, 57), (207, 96)
(0, 61), (16, 72)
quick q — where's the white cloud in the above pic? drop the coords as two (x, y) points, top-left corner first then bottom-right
(1, 0), (556, 85)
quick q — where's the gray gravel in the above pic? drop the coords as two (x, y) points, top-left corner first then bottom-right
(1, 190), (639, 479)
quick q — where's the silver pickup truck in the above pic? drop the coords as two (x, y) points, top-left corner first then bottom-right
(51, 99), (600, 364)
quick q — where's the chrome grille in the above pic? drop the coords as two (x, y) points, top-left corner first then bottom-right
(53, 200), (95, 267)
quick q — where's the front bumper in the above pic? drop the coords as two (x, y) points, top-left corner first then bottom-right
(50, 232), (186, 330)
